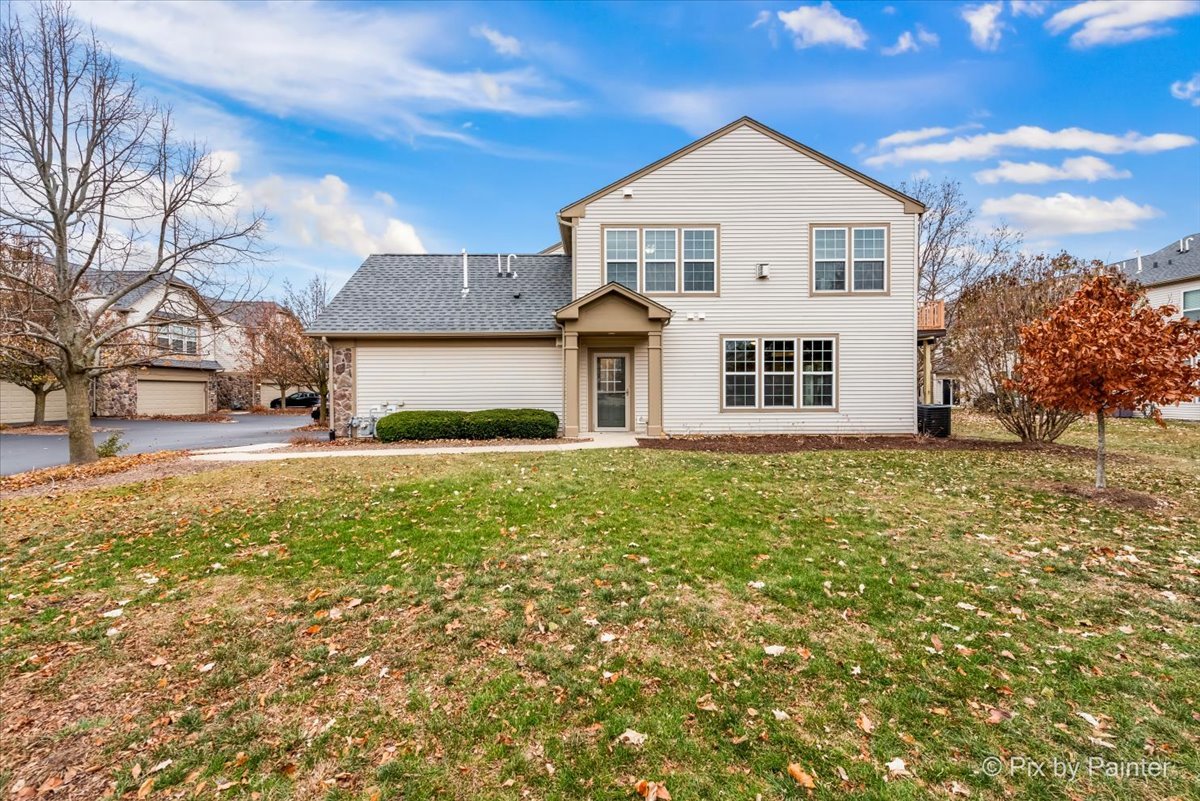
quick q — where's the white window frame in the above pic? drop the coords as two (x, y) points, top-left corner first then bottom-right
(604, 228), (640, 292)
(812, 227), (849, 293)
(643, 228), (678, 293)
(800, 337), (837, 408)
(157, 323), (199, 355)
(851, 227), (888, 293)
(681, 227), (717, 294)
(1183, 289), (1199, 322)
(762, 338), (798, 409)
(722, 338), (758, 409)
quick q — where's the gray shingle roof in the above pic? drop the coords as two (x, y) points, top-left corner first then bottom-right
(1113, 234), (1200, 288)
(309, 254), (572, 334)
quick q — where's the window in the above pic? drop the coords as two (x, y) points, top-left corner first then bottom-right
(852, 228), (886, 291)
(605, 229), (639, 290)
(763, 339), (796, 408)
(722, 336), (836, 410)
(643, 229), (677, 293)
(801, 339), (835, 407)
(683, 228), (716, 292)
(156, 323), (198, 355)
(814, 228), (847, 291)
(723, 339), (757, 408)
(1184, 289), (1199, 322)
(813, 226), (887, 293)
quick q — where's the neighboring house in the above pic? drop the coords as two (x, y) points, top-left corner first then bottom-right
(310, 117), (927, 437)
(1113, 233), (1200, 421)
(1, 271), (261, 423)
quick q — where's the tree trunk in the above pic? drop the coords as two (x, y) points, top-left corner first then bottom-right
(1095, 408), (1106, 490)
(63, 371), (97, 464)
(32, 388), (47, 426)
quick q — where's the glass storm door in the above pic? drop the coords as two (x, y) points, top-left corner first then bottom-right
(595, 354), (628, 430)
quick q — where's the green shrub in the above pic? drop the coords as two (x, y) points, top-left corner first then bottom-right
(374, 410), (467, 442)
(96, 432), (128, 458)
(374, 408), (559, 442)
(463, 408), (559, 439)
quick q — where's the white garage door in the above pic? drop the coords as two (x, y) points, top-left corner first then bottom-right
(0, 381), (68, 424)
(137, 380), (207, 415)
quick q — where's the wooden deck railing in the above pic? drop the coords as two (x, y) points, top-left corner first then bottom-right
(917, 300), (945, 332)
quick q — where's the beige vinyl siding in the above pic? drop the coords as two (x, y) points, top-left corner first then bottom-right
(260, 383), (290, 407)
(355, 339), (563, 418)
(0, 382), (67, 424)
(1144, 278), (1200, 421)
(574, 124), (918, 434)
(137, 377), (207, 415)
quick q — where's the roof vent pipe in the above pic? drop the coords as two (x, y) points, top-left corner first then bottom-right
(1135, 250), (1142, 273)
(1184, 236), (1194, 253)
(461, 249), (469, 296)
(506, 253), (517, 278)
(497, 254), (503, 276)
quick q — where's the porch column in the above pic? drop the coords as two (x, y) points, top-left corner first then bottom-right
(921, 342), (934, 405)
(647, 330), (663, 437)
(563, 332), (580, 437)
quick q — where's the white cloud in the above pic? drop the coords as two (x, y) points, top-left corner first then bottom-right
(777, 2), (868, 49)
(1009, 0), (1048, 16)
(980, 193), (1160, 235)
(247, 174), (425, 258)
(866, 125), (1198, 166)
(973, 156), (1132, 184)
(1046, 0), (1200, 48)
(473, 24), (523, 57)
(1170, 73), (1200, 106)
(77, 1), (572, 147)
(876, 123), (980, 148)
(752, 10), (772, 28)
(882, 24), (939, 55)
(961, 2), (1006, 50)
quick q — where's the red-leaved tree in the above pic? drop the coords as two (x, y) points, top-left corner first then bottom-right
(1012, 272), (1200, 489)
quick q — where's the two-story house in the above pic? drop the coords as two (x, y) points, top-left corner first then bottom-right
(1114, 234), (1200, 421)
(309, 117), (926, 437)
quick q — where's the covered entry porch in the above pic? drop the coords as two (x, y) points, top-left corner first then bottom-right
(554, 283), (672, 438)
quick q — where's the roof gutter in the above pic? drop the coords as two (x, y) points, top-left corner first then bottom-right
(556, 214), (576, 257)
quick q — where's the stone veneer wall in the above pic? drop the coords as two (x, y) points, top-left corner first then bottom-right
(213, 373), (254, 410)
(331, 346), (354, 433)
(94, 369), (137, 417)
(205, 378), (218, 414)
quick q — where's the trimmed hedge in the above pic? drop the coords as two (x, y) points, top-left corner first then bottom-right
(374, 408), (559, 442)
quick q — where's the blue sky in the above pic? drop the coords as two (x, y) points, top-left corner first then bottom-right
(71, 0), (1200, 293)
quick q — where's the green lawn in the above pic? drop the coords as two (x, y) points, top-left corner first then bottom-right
(2, 414), (1197, 800)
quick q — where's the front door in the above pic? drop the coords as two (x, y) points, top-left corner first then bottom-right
(594, 353), (629, 430)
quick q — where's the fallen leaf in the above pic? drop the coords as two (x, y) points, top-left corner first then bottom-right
(136, 778), (155, 799)
(696, 694), (720, 712)
(857, 712), (876, 735)
(198, 662), (215, 673)
(617, 729), (647, 747)
(772, 709), (790, 721)
(634, 780), (671, 800)
(763, 645), (786, 656)
(950, 780), (971, 796)
(986, 707), (1013, 725)
(886, 757), (911, 777)
(787, 764), (816, 789)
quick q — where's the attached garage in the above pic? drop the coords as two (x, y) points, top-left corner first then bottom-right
(136, 368), (210, 415)
(0, 381), (67, 425)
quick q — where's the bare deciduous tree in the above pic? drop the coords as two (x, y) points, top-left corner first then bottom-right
(240, 302), (307, 410)
(282, 276), (331, 425)
(0, 3), (262, 462)
(946, 253), (1087, 442)
(900, 177), (1022, 304)
(0, 235), (61, 424)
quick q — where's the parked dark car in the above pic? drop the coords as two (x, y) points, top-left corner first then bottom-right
(270, 391), (321, 409)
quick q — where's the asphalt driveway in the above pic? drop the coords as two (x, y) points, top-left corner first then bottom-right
(0, 413), (317, 475)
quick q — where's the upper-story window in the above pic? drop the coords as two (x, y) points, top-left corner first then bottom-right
(1184, 289), (1199, 321)
(157, 323), (198, 355)
(812, 225), (888, 294)
(603, 226), (718, 295)
(604, 229), (639, 290)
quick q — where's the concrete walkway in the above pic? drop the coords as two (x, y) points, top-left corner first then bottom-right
(190, 432), (640, 463)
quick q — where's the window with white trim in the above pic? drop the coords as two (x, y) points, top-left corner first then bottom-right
(643, 229), (677, 293)
(813, 228), (847, 291)
(814, 226), (887, 293)
(156, 323), (198, 355)
(605, 229), (639, 290)
(1184, 289), (1199, 322)
(723, 339), (757, 408)
(683, 228), (716, 292)
(801, 339), (836, 407)
(762, 339), (796, 408)
(852, 228), (886, 291)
